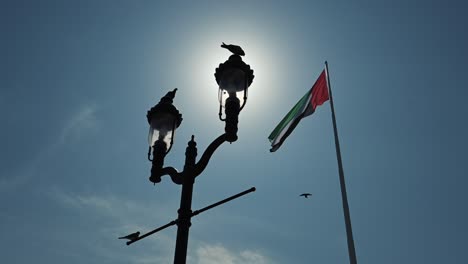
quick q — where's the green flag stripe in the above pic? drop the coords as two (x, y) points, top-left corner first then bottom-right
(268, 90), (311, 142)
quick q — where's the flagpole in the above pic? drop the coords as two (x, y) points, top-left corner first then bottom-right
(325, 61), (357, 264)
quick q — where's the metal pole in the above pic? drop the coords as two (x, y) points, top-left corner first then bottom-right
(173, 137), (197, 264)
(173, 177), (194, 264)
(325, 61), (358, 264)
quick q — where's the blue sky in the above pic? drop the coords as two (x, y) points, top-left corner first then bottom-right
(1, 0), (468, 263)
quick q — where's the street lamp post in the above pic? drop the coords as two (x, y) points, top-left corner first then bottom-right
(144, 47), (254, 264)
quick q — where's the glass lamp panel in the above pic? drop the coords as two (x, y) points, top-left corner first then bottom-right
(148, 127), (174, 149)
(218, 68), (247, 107)
(148, 112), (176, 148)
(218, 89), (246, 108)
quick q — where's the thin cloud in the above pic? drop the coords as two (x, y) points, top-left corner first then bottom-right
(49, 188), (176, 263)
(0, 104), (100, 192)
(50, 189), (274, 264)
(195, 244), (272, 264)
(59, 104), (99, 144)
(50, 188), (170, 226)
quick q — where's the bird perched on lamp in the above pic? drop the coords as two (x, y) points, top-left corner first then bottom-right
(221, 42), (245, 56)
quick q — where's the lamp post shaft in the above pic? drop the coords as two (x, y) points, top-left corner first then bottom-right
(173, 137), (197, 264)
(173, 178), (194, 264)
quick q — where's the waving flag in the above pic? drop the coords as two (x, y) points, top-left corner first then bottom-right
(268, 69), (329, 152)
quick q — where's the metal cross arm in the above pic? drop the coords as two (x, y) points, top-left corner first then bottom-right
(126, 187), (256, 246)
(191, 187), (255, 217)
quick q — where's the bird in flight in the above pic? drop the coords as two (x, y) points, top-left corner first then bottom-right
(300, 193), (312, 198)
(221, 42), (245, 56)
(118, 231), (140, 241)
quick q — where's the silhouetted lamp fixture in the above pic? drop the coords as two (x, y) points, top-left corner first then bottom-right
(147, 88), (182, 155)
(143, 43), (254, 264)
(215, 54), (254, 142)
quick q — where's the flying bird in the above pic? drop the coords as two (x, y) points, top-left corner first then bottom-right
(300, 193), (312, 198)
(118, 231), (140, 241)
(221, 42), (245, 56)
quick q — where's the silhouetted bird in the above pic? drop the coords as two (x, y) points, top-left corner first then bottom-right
(300, 193), (312, 198)
(118, 231), (140, 241)
(164, 88), (177, 100)
(221, 42), (245, 56)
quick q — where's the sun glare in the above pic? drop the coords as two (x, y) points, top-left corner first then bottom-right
(181, 28), (287, 130)
(143, 16), (292, 136)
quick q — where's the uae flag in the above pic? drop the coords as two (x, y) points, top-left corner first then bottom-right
(268, 69), (330, 152)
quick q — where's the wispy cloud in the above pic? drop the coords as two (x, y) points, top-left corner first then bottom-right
(0, 104), (100, 192)
(49, 188), (177, 263)
(194, 244), (272, 264)
(59, 103), (99, 144)
(50, 188), (171, 228)
(50, 189), (274, 264)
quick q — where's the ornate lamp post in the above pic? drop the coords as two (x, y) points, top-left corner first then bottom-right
(144, 45), (254, 264)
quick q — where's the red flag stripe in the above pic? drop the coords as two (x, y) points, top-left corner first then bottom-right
(310, 70), (329, 110)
